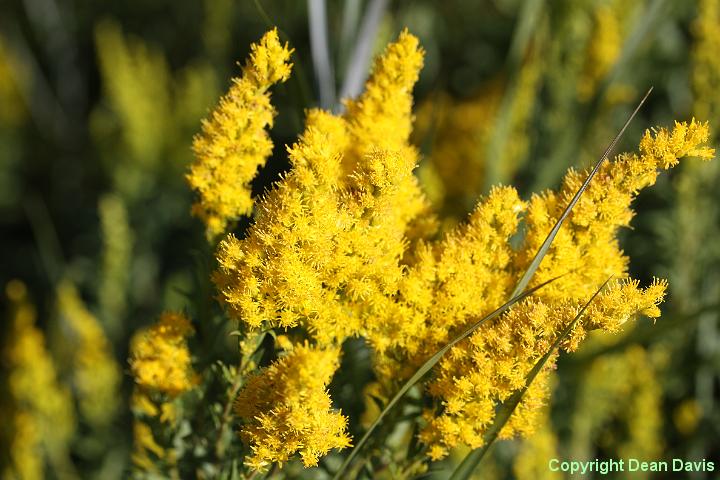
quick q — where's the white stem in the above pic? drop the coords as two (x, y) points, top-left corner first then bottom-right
(338, 0), (388, 108)
(308, 0), (336, 109)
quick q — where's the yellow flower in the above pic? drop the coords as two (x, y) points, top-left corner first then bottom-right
(692, 0), (720, 124)
(131, 422), (166, 471)
(56, 280), (121, 427)
(187, 28), (293, 237)
(578, 4), (622, 99)
(214, 31), (435, 358)
(674, 399), (702, 436)
(94, 20), (170, 169)
(344, 29), (424, 167)
(570, 345), (663, 463)
(235, 343), (351, 470)
(129, 311), (196, 397)
(2, 280), (75, 478)
(208, 27), (715, 464)
(5, 411), (43, 480)
(417, 121), (708, 458)
(98, 194), (133, 334)
(518, 119), (713, 303)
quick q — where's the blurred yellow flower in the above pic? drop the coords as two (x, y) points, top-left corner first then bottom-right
(674, 399), (702, 436)
(57, 281), (121, 427)
(2, 280), (75, 480)
(129, 311), (196, 397)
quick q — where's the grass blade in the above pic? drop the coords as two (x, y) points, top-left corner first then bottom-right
(449, 276), (613, 480)
(510, 87), (652, 298)
(448, 86), (651, 480)
(334, 87), (650, 480)
(330, 275), (563, 480)
(307, 0), (336, 108)
(338, 0), (388, 105)
(483, 0), (545, 190)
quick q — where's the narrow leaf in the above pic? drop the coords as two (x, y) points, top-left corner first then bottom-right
(511, 87), (652, 299)
(330, 274), (563, 480)
(449, 276), (613, 480)
(307, 0), (336, 108)
(484, 0), (545, 189)
(338, 0), (389, 104)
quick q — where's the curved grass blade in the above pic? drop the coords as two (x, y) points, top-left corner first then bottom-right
(511, 87), (652, 299)
(449, 276), (613, 480)
(330, 274), (563, 480)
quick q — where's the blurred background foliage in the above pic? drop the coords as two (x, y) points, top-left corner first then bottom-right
(1, 0), (719, 478)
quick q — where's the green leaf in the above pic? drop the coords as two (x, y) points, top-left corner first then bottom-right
(510, 87), (652, 299)
(448, 276), (612, 480)
(330, 274), (562, 480)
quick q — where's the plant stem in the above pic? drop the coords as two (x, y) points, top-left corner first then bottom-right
(216, 345), (262, 459)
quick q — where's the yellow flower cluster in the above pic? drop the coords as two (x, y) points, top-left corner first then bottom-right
(95, 20), (170, 169)
(344, 30), (424, 167)
(578, 3), (622, 100)
(674, 399), (702, 436)
(129, 312), (195, 472)
(132, 422), (168, 471)
(57, 281), (121, 427)
(129, 311), (196, 397)
(519, 119), (714, 302)
(419, 278), (667, 459)
(235, 343), (351, 470)
(570, 345), (663, 466)
(98, 194), (132, 335)
(207, 28), (714, 467)
(418, 121), (711, 458)
(692, 0), (720, 124)
(214, 30), (434, 348)
(413, 87), (502, 213)
(211, 30), (434, 469)
(187, 28), (293, 237)
(2, 281), (75, 480)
